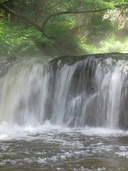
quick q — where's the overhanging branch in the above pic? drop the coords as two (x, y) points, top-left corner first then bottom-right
(0, 2), (121, 39)
(42, 8), (110, 33)
(0, 2), (54, 39)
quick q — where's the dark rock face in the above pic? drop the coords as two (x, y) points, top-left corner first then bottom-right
(0, 57), (18, 77)
(0, 53), (128, 129)
(50, 53), (128, 129)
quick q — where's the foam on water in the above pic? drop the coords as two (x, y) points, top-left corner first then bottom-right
(0, 120), (128, 141)
(0, 55), (128, 170)
(0, 121), (128, 170)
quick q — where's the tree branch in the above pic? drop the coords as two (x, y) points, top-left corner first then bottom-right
(0, 2), (53, 39)
(42, 8), (109, 35)
(3, 0), (11, 4)
(0, 2), (121, 40)
(0, 3), (41, 30)
(42, 5), (121, 39)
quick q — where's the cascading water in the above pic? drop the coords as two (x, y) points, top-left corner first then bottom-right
(0, 54), (128, 170)
(50, 56), (128, 129)
(0, 55), (128, 129)
(0, 58), (50, 126)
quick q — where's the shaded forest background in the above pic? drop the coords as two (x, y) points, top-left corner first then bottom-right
(0, 0), (128, 57)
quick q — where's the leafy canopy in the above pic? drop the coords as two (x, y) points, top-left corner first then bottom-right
(0, 0), (128, 56)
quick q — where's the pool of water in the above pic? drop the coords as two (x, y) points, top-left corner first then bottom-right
(0, 122), (128, 171)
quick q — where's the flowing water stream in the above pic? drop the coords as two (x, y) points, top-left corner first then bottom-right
(0, 54), (128, 170)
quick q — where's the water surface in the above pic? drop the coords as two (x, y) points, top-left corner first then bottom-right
(0, 123), (128, 171)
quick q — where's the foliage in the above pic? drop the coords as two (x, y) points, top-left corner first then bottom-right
(80, 34), (128, 54)
(79, 43), (98, 54)
(0, 0), (128, 57)
(0, 22), (40, 57)
(99, 34), (128, 53)
(86, 14), (117, 46)
(0, 19), (79, 56)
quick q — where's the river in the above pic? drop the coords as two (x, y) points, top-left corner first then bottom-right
(0, 124), (128, 170)
(0, 53), (128, 170)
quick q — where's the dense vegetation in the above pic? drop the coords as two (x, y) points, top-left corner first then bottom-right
(0, 0), (128, 57)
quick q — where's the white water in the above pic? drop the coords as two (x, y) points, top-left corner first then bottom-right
(0, 57), (128, 129)
(0, 56), (128, 170)
(0, 58), (50, 126)
(0, 121), (128, 170)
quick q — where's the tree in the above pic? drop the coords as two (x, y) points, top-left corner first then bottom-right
(0, 0), (128, 56)
(0, 0), (125, 39)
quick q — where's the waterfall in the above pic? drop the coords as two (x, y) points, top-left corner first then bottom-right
(0, 58), (50, 126)
(0, 54), (128, 129)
